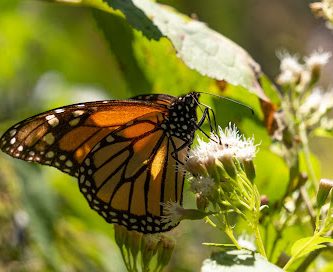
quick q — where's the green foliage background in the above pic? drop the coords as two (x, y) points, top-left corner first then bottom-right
(0, 0), (332, 271)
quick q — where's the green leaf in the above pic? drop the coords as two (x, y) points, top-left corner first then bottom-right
(202, 243), (238, 249)
(259, 74), (281, 105)
(102, 0), (162, 40)
(291, 236), (333, 259)
(44, 0), (265, 98)
(97, 0), (264, 98)
(255, 149), (289, 202)
(92, 10), (152, 94)
(201, 250), (283, 272)
(133, 0), (262, 96)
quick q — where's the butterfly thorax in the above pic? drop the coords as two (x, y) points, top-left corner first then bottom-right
(162, 93), (199, 141)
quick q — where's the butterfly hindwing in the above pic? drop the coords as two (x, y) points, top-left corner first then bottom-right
(78, 112), (188, 233)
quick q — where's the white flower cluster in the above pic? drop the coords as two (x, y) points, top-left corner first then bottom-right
(299, 87), (333, 126)
(276, 50), (333, 130)
(189, 123), (258, 163)
(311, 1), (333, 29)
(186, 123), (258, 197)
(276, 50), (331, 89)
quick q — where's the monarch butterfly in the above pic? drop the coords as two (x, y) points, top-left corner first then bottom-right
(0, 92), (211, 233)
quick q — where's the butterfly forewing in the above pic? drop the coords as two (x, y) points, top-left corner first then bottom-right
(0, 100), (166, 177)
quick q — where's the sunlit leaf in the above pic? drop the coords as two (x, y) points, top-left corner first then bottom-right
(128, 0), (264, 98)
(101, 0), (162, 39)
(291, 236), (333, 259)
(55, 0), (265, 98)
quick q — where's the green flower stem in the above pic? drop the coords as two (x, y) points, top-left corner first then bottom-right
(315, 210), (321, 233)
(253, 224), (267, 258)
(205, 216), (217, 228)
(223, 213), (242, 250)
(298, 122), (318, 188)
(224, 226), (242, 250)
(322, 197), (333, 232)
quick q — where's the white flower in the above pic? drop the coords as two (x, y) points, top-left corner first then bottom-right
(188, 123), (258, 164)
(279, 53), (303, 74)
(161, 201), (183, 226)
(320, 116), (333, 130)
(277, 70), (298, 85)
(276, 52), (303, 85)
(299, 88), (333, 122)
(304, 50), (331, 71)
(236, 139), (258, 161)
(190, 176), (215, 196)
(299, 88), (323, 115)
(216, 123), (258, 161)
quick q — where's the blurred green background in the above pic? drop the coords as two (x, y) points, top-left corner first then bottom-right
(1, 0), (333, 271)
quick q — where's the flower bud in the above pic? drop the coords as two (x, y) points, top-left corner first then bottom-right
(196, 193), (209, 210)
(317, 178), (333, 208)
(156, 235), (176, 271)
(218, 153), (237, 179)
(204, 156), (223, 181)
(304, 51), (331, 85)
(242, 159), (256, 182)
(185, 156), (208, 177)
(114, 224), (127, 249)
(141, 234), (160, 270)
(126, 230), (142, 262)
(260, 195), (269, 206)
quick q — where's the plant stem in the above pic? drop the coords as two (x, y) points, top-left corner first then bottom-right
(224, 227), (242, 250)
(254, 225), (267, 258)
(298, 123), (318, 188)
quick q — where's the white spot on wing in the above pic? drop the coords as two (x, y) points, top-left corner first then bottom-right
(48, 117), (59, 127)
(46, 151), (54, 158)
(73, 110), (85, 117)
(9, 129), (17, 137)
(43, 133), (55, 145)
(65, 160), (73, 167)
(106, 135), (114, 142)
(10, 138), (16, 145)
(69, 118), (80, 126)
(46, 114), (56, 121)
(55, 109), (65, 113)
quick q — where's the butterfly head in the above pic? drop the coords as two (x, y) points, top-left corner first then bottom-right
(162, 93), (200, 141)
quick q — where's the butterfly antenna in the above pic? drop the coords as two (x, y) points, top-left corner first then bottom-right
(197, 91), (254, 115)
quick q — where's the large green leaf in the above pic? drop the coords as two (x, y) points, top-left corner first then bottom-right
(201, 250), (283, 272)
(116, 0), (264, 97)
(42, 0), (265, 99)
